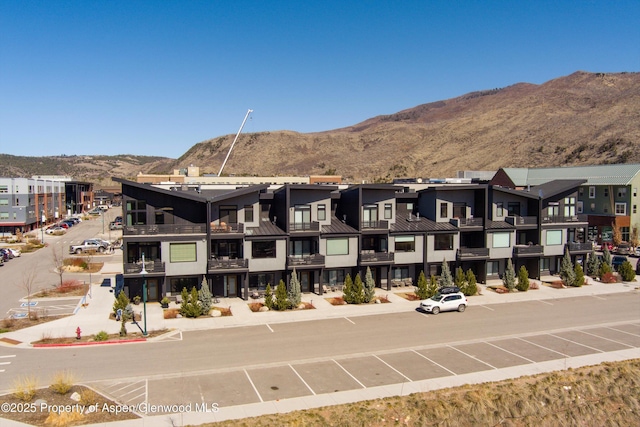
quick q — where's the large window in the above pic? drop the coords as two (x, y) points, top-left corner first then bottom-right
(546, 230), (562, 245)
(170, 277), (199, 293)
(434, 234), (454, 250)
(487, 261), (499, 275)
(496, 202), (504, 217)
(326, 238), (349, 255)
(564, 197), (576, 217)
(507, 202), (520, 216)
(492, 232), (510, 248)
(440, 202), (448, 218)
(317, 204), (326, 221)
(220, 206), (238, 224)
(541, 258), (551, 271)
(0, 199), (8, 205)
(294, 205), (311, 224)
(392, 267), (409, 280)
(170, 243), (197, 263)
(384, 203), (392, 219)
(394, 236), (415, 252)
(252, 240), (276, 258)
(323, 269), (346, 287)
(363, 204), (378, 227)
(126, 199), (146, 225)
(244, 205), (254, 223)
(249, 273), (275, 290)
(0, 186), (7, 193)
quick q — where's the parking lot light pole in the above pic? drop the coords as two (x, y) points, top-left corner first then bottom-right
(140, 253), (148, 337)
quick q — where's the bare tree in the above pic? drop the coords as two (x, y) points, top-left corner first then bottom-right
(51, 244), (65, 288)
(17, 265), (39, 320)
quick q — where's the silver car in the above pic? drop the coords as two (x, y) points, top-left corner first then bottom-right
(420, 292), (468, 314)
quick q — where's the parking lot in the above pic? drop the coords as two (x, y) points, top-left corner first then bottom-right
(91, 320), (640, 413)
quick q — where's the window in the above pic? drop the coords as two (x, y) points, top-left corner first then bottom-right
(384, 203), (392, 219)
(546, 230), (562, 245)
(363, 204), (378, 226)
(622, 227), (630, 242)
(615, 203), (626, 215)
(0, 199), (7, 205)
(323, 269), (346, 287)
(244, 205), (254, 223)
(564, 197), (576, 217)
(634, 205), (637, 214)
(249, 273), (275, 290)
(434, 234), (454, 250)
(220, 206), (238, 224)
(496, 202), (504, 217)
(541, 258), (551, 271)
(634, 188), (638, 197)
(579, 187), (584, 196)
(170, 243), (197, 263)
(604, 188), (609, 197)
(170, 277), (199, 293)
(293, 205), (311, 225)
(617, 187), (627, 198)
(252, 240), (276, 258)
(0, 212), (8, 219)
(326, 238), (349, 255)
(604, 204), (608, 213)
(0, 186), (7, 193)
(453, 202), (466, 218)
(290, 239), (313, 257)
(577, 201), (583, 214)
(394, 236), (415, 252)
(440, 202), (448, 218)
(507, 202), (520, 216)
(317, 204), (326, 221)
(487, 261), (499, 275)
(392, 267), (409, 280)
(492, 232), (510, 248)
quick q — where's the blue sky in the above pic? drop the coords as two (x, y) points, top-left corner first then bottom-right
(1, 0), (638, 159)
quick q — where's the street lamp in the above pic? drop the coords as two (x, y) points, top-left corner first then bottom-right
(140, 253), (149, 336)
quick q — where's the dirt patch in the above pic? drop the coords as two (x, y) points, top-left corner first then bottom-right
(32, 328), (168, 345)
(395, 292), (420, 301)
(0, 385), (139, 426)
(33, 281), (89, 298)
(0, 315), (72, 333)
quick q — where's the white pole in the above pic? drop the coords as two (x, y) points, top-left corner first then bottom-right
(218, 109), (253, 177)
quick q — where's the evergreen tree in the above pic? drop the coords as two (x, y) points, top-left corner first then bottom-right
(198, 277), (212, 315)
(516, 265), (530, 292)
(113, 290), (131, 319)
(352, 273), (364, 304)
(454, 267), (466, 289)
(602, 247), (613, 270)
(180, 287), (201, 318)
(439, 260), (453, 288)
(275, 279), (288, 311)
(342, 274), (354, 304)
(618, 260), (636, 282)
(503, 259), (516, 291)
(598, 261), (612, 279)
(559, 248), (576, 287)
(364, 267), (376, 303)
(465, 269), (478, 296)
(586, 250), (601, 277)
(428, 275), (438, 298)
(288, 268), (301, 308)
(574, 263), (585, 287)
(264, 284), (274, 310)
(415, 271), (429, 300)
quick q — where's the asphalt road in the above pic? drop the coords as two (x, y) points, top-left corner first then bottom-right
(1, 291), (638, 392)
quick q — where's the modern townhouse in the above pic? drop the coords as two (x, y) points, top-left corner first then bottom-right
(115, 177), (589, 301)
(492, 164), (640, 246)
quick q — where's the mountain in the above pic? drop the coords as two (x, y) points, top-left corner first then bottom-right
(2, 71), (639, 184)
(174, 71), (640, 181)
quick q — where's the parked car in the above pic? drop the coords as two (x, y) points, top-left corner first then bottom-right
(611, 255), (628, 271)
(615, 243), (631, 255)
(56, 222), (69, 229)
(46, 226), (66, 235)
(631, 247), (640, 258)
(0, 248), (12, 261)
(109, 221), (123, 230)
(60, 220), (75, 227)
(65, 217), (81, 224)
(420, 292), (468, 314)
(7, 248), (21, 257)
(0, 256), (3, 266)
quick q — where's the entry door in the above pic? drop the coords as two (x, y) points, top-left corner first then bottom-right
(147, 279), (159, 301)
(226, 276), (237, 297)
(300, 271), (311, 293)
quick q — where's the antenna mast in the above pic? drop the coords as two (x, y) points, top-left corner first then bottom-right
(218, 109), (253, 177)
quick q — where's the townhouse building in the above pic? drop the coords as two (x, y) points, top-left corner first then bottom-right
(115, 177), (590, 301)
(491, 164), (640, 246)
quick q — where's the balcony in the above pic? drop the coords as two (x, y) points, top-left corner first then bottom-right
(456, 247), (490, 259)
(207, 258), (249, 270)
(506, 216), (538, 226)
(513, 245), (543, 256)
(362, 220), (389, 230)
(360, 251), (394, 263)
(124, 224), (206, 235)
(287, 253), (325, 266)
(566, 242), (594, 253)
(541, 215), (588, 224)
(289, 222), (320, 232)
(124, 261), (165, 274)
(210, 222), (244, 233)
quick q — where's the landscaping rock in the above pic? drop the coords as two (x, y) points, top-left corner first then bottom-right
(69, 392), (81, 402)
(210, 309), (222, 317)
(259, 306), (269, 312)
(375, 299), (381, 304)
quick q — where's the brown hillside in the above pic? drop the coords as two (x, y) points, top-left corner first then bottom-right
(173, 71), (640, 182)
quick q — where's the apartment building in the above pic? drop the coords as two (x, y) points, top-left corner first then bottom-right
(115, 177), (589, 301)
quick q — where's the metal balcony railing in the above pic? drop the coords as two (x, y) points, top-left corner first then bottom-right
(123, 224), (206, 235)
(456, 247), (490, 258)
(361, 220), (389, 230)
(289, 222), (320, 232)
(458, 217), (483, 227)
(506, 216), (538, 226)
(210, 223), (244, 233)
(287, 254), (325, 266)
(124, 261), (165, 274)
(207, 258), (248, 270)
(360, 251), (394, 263)
(566, 242), (594, 252)
(513, 245), (543, 255)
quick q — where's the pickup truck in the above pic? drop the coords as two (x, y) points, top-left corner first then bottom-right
(69, 240), (107, 254)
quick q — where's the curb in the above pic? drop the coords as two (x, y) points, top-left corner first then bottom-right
(32, 338), (147, 348)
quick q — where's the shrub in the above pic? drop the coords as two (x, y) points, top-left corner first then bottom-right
(264, 284), (274, 310)
(180, 287), (202, 318)
(198, 277), (212, 315)
(57, 280), (84, 293)
(94, 331), (109, 341)
(598, 262), (612, 279)
(13, 375), (38, 401)
(516, 266), (530, 292)
(586, 250), (601, 277)
(50, 370), (75, 394)
(559, 248), (575, 287)
(415, 271), (429, 300)
(288, 268), (301, 308)
(364, 266), (376, 303)
(428, 275), (438, 297)
(454, 267), (466, 289)
(574, 263), (585, 287)
(352, 273), (364, 304)
(274, 279), (288, 311)
(601, 272), (619, 283)
(163, 308), (179, 319)
(503, 259), (516, 292)
(342, 274), (355, 304)
(113, 290), (131, 319)
(463, 269), (478, 296)
(79, 388), (99, 406)
(618, 260), (636, 282)
(248, 302), (264, 312)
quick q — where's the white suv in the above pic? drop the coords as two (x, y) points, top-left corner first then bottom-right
(420, 292), (468, 314)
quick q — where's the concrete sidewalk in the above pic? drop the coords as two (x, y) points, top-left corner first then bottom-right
(2, 265), (638, 347)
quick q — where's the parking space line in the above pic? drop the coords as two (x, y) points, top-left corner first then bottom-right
(485, 341), (536, 363)
(449, 345), (497, 370)
(549, 333), (604, 353)
(109, 382), (144, 394)
(517, 337), (569, 357)
(120, 384), (146, 398)
(538, 300), (554, 305)
(590, 295), (607, 300)
(265, 324), (274, 333)
(332, 359), (366, 389)
(373, 354), (412, 382)
(479, 305), (495, 311)
(244, 369), (263, 402)
(344, 317), (355, 325)
(606, 325), (640, 338)
(0, 362), (11, 365)
(411, 350), (457, 375)
(576, 330), (634, 348)
(0, 355), (16, 359)
(288, 364), (316, 395)
(125, 392), (146, 404)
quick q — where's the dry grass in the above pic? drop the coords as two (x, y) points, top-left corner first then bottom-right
(248, 302), (264, 312)
(12, 375), (38, 401)
(164, 308), (180, 319)
(326, 297), (346, 306)
(203, 359), (640, 427)
(50, 370), (76, 394)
